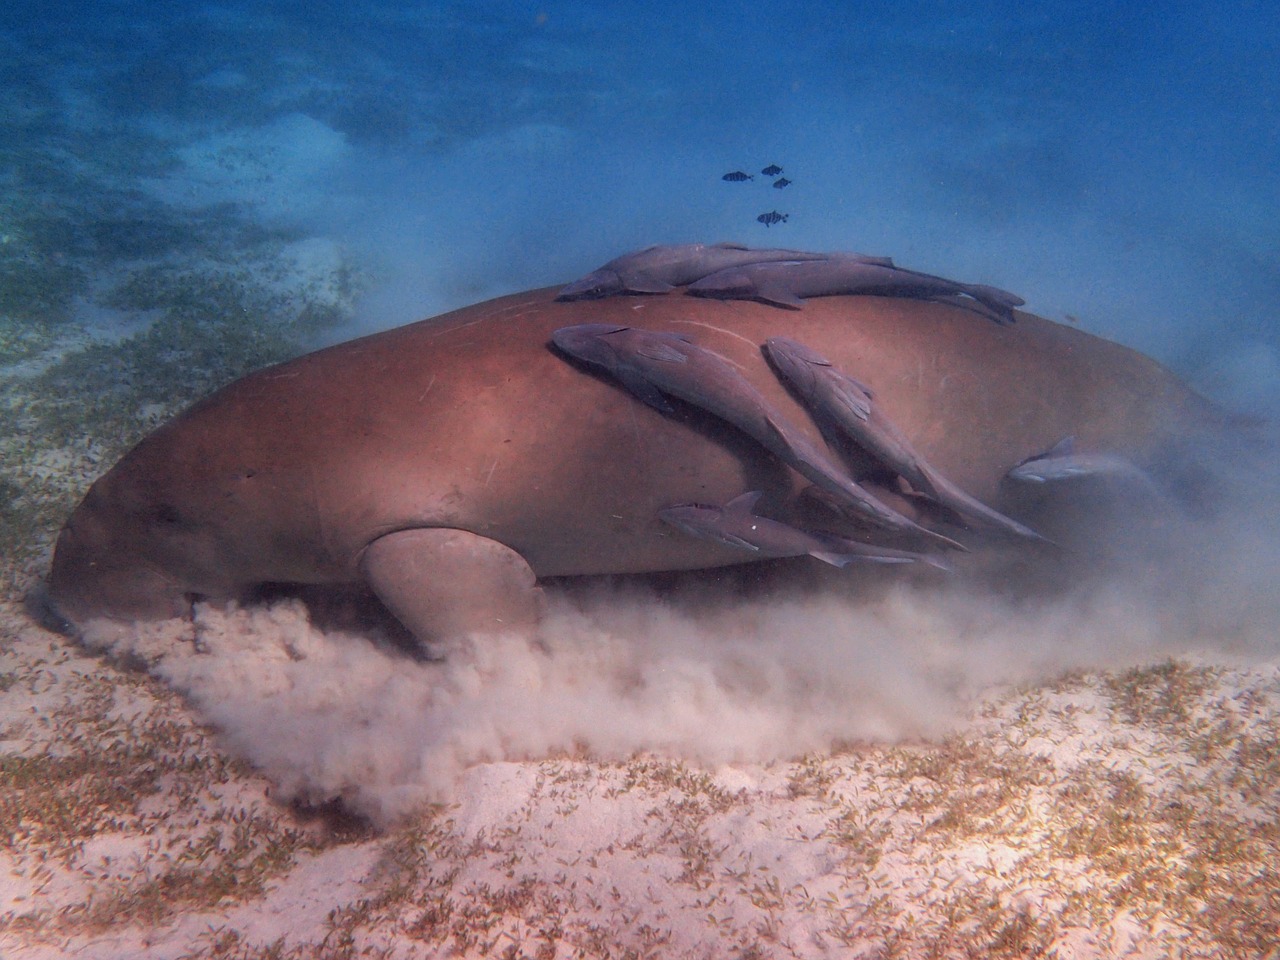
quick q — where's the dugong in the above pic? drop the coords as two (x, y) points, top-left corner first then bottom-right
(41, 286), (1228, 648)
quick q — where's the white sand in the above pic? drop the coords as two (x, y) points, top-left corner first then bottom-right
(3, 583), (1278, 959)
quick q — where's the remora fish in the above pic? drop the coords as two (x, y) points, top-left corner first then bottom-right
(763, 336), (1049, 543)
(722, 170), (754, 181)
(689, 257), (1024, 323)
(757, 211), (788, 227)
(555, 242), (832, 301)
(1007, 437), (1160, 490)
(659, 491), (951, 570)
(550, 323), (963, 549)
(761, 164), (783, 176)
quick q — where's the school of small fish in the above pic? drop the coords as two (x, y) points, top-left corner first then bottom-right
(723, 163), (792, 226)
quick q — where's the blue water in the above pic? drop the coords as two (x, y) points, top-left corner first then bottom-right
(3, 0), (1277, 406)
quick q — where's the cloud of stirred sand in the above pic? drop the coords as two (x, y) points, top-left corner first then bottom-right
(80, 421), (1280, 825)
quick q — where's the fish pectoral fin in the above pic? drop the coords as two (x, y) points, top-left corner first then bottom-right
(828, 375), (873, 421)
(705, 529), (761, 551)
(756, 281), (805, 309)
(622, 271), (676, 295)
(615, 368), (676, 414)
(635, 341), (690, 363)
(808, 549), (907, 568)
(807, 549), (860, 568)
(723, 533), (762, 551)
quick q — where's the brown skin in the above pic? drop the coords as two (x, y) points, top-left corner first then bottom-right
(45, 287), (1226, 642)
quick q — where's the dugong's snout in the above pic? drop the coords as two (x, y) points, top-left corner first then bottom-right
(24, 582), (75, 636)
(43, 491), (193, 634)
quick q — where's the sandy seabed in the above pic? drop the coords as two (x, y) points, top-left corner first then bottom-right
(2, 588), (1279, 960)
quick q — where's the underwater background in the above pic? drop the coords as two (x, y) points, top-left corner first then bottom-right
(2, 2), (1280, 958)
(3, 0), (1274, 586)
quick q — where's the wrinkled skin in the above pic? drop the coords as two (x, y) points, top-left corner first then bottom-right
(43, 287), (1228, 645)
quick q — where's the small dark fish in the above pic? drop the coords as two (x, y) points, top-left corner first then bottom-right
(761, 164), (783, 177)
(757, 211), (788, 227)
(773, 177), (792, 189)
(722, 171), (754, 182)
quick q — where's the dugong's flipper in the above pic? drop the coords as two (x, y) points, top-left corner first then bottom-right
(360, 528), (544, 648)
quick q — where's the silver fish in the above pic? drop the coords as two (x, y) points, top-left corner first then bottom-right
(763, 336), (1049, 543)
(689, 257), (1024, 323)
(659, 491), (951, 570)
(551, 324), (964, 549)
(1007, 437), (1159, 490)
(555, 242), (832, 301)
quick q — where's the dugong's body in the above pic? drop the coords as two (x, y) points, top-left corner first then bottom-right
(44, 287), (1226, 644)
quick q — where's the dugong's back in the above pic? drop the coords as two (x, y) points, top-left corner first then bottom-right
(46, 286), (1224, 636)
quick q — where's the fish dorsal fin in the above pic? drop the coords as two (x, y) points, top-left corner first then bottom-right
(712, 241), (750, 251)
(614, 368), (675, 414)
(1015, 435), (1074, 469)
(620, 271), (676, 295)
(967, 283), (1026, 308)
(831, 252), (896, 268)
(723, 490), (764, 516)
(756, 280), (805, 309)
